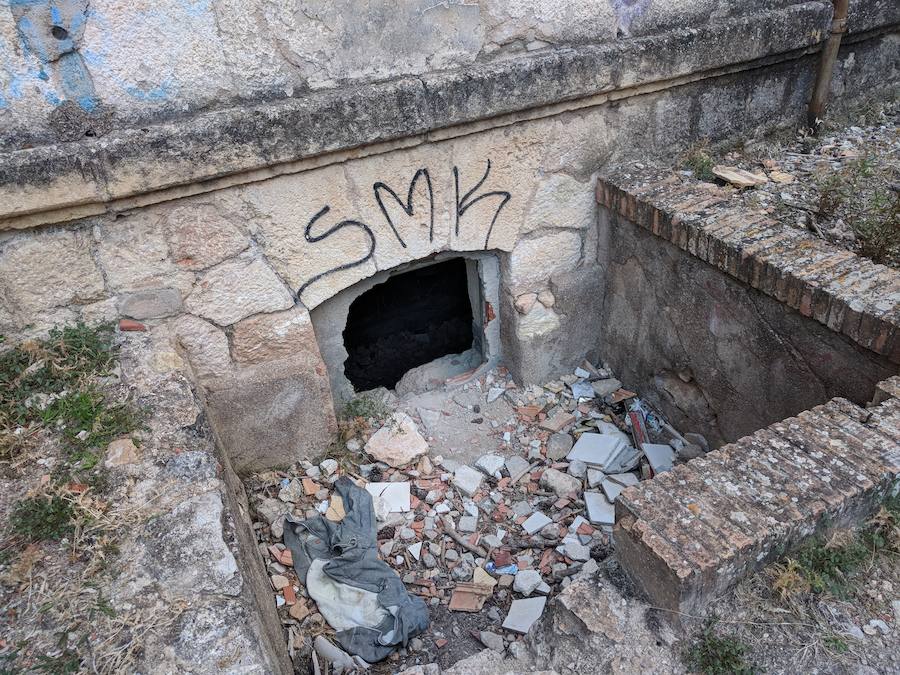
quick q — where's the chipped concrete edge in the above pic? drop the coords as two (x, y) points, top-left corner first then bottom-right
(0, 3), (850, 230)
(595, 178), (900, 364)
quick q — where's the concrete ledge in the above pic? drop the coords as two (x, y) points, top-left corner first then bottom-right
(596, 174), (900, 364)
(614, 395), (900, 617)
(0, 3), (840, 229)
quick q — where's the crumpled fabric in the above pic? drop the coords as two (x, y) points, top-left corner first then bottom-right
(283, 476), (430, 663)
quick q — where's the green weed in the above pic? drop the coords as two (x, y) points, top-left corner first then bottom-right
(815, 154), (900, 266)
(771, 496), (900, 599)
(10, 496), (75, 542)
(684, 618), (759, 675)
(685, 146), (716, 182)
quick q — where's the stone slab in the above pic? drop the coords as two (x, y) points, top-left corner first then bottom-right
(502, 596), (547, 634)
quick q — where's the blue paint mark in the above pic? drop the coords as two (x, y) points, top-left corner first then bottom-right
(57, 51), (97, 110)
(125, 80), (172, 102)
(178, 0), (210, 18)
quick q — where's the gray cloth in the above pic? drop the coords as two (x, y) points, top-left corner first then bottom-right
(283, 477), (430, 662)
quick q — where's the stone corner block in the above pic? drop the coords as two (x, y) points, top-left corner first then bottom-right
(203, 356), (337, 474)
(231, 304), (318, 366)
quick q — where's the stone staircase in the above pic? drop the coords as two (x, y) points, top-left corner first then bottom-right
(614, 392), (900, 617)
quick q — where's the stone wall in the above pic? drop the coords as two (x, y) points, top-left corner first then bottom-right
(1, 2), (898, 472)
(598, 210), (896, 447)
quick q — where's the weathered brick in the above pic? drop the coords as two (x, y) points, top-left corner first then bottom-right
(614, 396), (900, 618)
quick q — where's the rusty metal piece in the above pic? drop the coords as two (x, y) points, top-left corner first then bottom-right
(808, 0), (850, 133)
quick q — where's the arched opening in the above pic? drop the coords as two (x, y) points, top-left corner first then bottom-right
(341, 258), (477, 391)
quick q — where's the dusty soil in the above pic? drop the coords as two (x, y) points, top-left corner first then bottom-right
(685, 100), (899, 269)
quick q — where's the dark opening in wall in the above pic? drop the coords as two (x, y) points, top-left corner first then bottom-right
(342, 258), (475, 391)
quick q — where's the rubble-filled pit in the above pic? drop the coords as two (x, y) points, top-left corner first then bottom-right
(245, 357), (696, 673)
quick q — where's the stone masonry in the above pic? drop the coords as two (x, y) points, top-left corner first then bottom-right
(614, 391), (900, 618)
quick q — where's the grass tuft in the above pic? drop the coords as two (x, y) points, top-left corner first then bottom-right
(684, 617), (759, 675)
(815, 155), (900, 266)
(10, 495), (75, 542)
(684, 145), (716, 182)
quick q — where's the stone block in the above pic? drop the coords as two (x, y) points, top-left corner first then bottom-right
(118, 288), (183, 319)
(507, 230), (582, 295)
(0, 228), (105, 317)
(185, 256), (293, 326)
(231, 305), (317, 365)
(173, 314), (233, 382)
(95, 212), (195, 294)
(203, 356), (337, 473)
(165, 203), (249, 270)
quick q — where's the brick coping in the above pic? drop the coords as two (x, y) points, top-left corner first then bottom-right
(596, 171), (900, 364)
(614, 388), (900, 616)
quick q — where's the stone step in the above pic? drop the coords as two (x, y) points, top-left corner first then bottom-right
(613, 394), (900, 618)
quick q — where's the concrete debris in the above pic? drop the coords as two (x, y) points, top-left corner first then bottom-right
(248, 361), (693, 670)
(513, 569), (543, 596)
(539, 468), (581, 496)
(364, 412), (428, 467)
(568, 432), (640, 473)
(502, 596), (547, 634)
(591, 378), (622, 398)
(546, 432), (573, 460)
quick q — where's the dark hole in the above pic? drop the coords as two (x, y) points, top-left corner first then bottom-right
(343, 258), (475, 391)
(51, 25), (69, 40)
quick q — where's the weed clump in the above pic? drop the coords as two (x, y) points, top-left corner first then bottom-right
(0, 323), (140, 469)
(684, 146), (716, 182)
(684, 617), (759, 675)
(770, 496), (900, 600)
(10, 495), (75, 542)
(815, 154), (900, 266)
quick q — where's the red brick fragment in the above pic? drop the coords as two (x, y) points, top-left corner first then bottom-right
(118, 319), (146, 332)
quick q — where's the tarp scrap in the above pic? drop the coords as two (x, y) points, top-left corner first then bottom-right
(283, 477), (430, 663)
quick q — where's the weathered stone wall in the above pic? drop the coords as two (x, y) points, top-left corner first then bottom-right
(1, 2), (898, 472)
(3, 0), (895, 151)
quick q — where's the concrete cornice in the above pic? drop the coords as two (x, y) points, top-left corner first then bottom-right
(0, 2), (893, 231)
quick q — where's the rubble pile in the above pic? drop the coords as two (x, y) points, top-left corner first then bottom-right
(247, 361), (707, 673)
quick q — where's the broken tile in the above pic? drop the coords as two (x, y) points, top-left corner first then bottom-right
(502, 596), (547, 634)
(449, 583), (493, 612)
(521, 512), (552, 534)
(365, 482), (411, 512)
(458, 516), (478, 533)
(475, 453), (505, 477)
(452, 465), (484, 497)
(601, 472), (640, 501)
(505, 455), (531, 483)
(584, 491), (615, 526)
(643, 443), (675, 474)
(409, 542), (423, 561)
(568, 432), (639, 473)
(540, 409), (575, 432)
